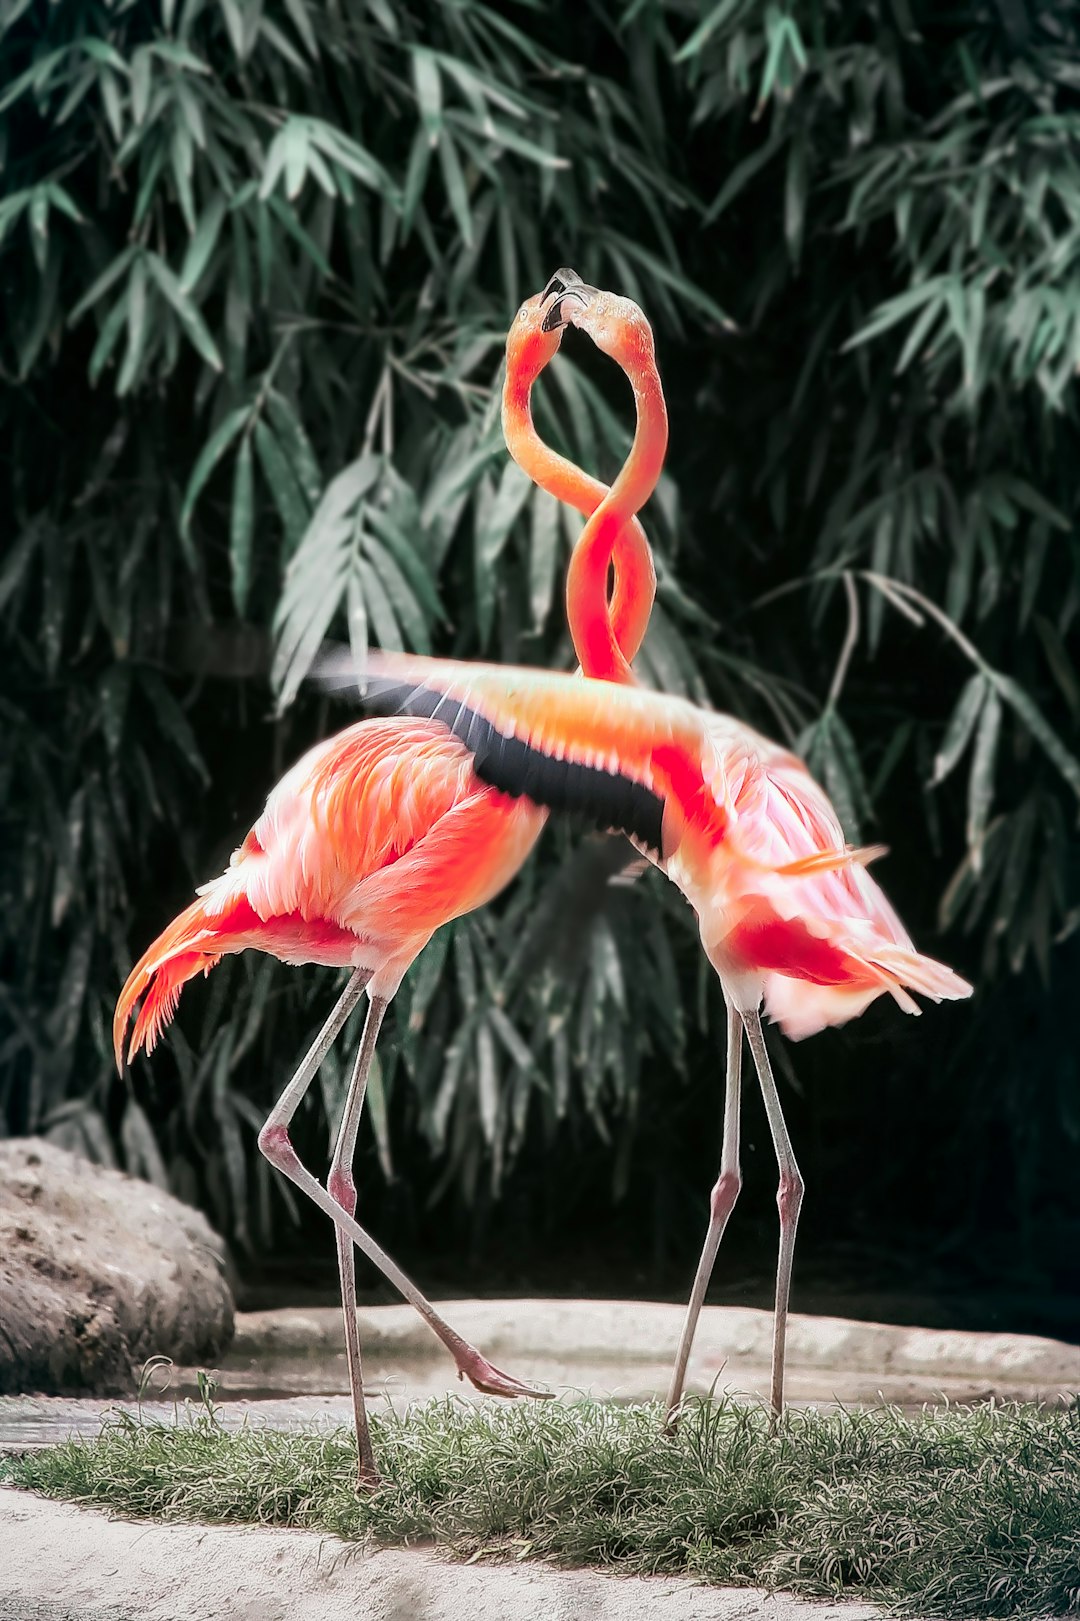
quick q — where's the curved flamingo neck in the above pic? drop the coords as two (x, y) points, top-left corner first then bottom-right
(566, 355), (668, 683)
(501, 369), (547, 490)
(502, 343), (657, 671)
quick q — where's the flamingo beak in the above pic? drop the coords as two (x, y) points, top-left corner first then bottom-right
(540, 266), (583, 302)
(541, 281), (598, 333)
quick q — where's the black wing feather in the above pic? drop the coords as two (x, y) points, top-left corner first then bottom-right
(366, 680), (664, 855)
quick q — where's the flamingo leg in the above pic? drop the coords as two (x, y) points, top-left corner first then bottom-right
(741, 1005), (805, 1419)
(663, 996), (743, 1429)
(326, 992), (388, 1491)
(257, 977), (552, 1407)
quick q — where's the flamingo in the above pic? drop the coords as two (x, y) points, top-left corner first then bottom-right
(113, 272), (664, 1486)
(330, 280), (974, 1427)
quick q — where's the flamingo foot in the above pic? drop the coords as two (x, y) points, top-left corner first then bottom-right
(454, 1351), (554, 1401)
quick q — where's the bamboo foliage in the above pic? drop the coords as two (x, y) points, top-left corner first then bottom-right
(2, 0), (1077, 1252)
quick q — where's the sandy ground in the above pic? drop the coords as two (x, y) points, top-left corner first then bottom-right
(0, 1486), (882, 1621)
(2, 1305), (1075, 1620)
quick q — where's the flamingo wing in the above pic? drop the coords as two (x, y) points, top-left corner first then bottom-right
(115, 714), (546, 1066)
(328, 652), (972, 1036)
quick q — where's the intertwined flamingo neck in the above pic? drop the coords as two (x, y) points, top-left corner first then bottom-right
(502, 303), (657, 668)
(565, 333), (668, 684)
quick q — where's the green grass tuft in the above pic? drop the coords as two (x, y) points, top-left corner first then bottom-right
(7, 1397), (1080, 1618)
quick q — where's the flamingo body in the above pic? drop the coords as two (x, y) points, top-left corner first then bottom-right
(348, 653), (973, 1039)
(113, 717), (543, 1066)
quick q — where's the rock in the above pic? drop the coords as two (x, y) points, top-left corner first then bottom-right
(0, 1137), (233, 1397)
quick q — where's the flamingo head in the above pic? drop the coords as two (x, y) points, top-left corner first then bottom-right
(542, 280), (656, 375)
(506, 268), (583, 385)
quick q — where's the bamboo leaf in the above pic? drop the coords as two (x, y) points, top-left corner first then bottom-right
(931, 673), (987, 787)
(254, 420), (309, 558)
(364, 1052), (394, 1181)
(180, 406), (250, 542)
(180, 195), (227, 293)
(528, 486), (561, 630)
(966, 686), (1001, 865)
(281, 0), (318, 57)
(993, 674), (1080, 806)
(476, 1022), (499, 1147)
(437, 130), (472, 247)
(266, 392), (322, 506)
(474, 461), (531, 642)
(145, 252), (223, 370)
(142, 670), (210, 781)
(116, 254), (148, 396)
(845, 278), (949, 352)
(412, 48), (443, 143)
(88, 286), (131, 385)
(230, 435), (255, 617)
(674, 0), (745, 61)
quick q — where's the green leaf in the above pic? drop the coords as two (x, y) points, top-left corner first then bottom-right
(346, 569), (368, 678)
(674, 0), (745, 62)
(401, 128), (433, 236)
(1033, 614), (1080, 722)
(273, 453), (381, 707)
(97, 664), (130, 757)
(230, 435), (255, 618)
(266, 392), (322, 507)
(357, 557), (403, 650)
(130, 46), (152, 125)
(993, 674), (1080, 806)
(845, 278), (949, 353)
(528, 487), (561, 630)
(145, 252), (223, 370)
(27, 191), (49, 273)
(281, 0), (319, 57)
(931, 673), (987, 787)
(437, 130), (472, 247)
(476, 1022), (499, 1147)
(88, 286), (131, 385)
(412, 48), (443, 143)
(181, 407), (249, 542)
(116, 254), (148, 396)
(69, 245), (138, 326)
(254, 420), (309, 559)
(266, 194), (334, 278)
(364, 1051), (393, 1181)
(141, 669), (209, 781)
(0, 523), (41, 615)
(474, 461), (531, 642)
(966, 685), (1001, 865)
(366, 508), (442, 622)
(784, 129), (808, 266)
(180, 196), (226, 293)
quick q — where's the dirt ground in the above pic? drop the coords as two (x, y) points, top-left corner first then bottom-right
(0, 1485), (885, 1621)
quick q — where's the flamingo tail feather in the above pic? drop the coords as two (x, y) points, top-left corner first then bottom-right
(113, 897), (225, 1071)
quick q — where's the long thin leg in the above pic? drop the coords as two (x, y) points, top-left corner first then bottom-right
(663, 996), (743, 1428)
(257, 979), (551, 1403)
(742, 1005), (804, 1419)
(326, 992), (388, 1491)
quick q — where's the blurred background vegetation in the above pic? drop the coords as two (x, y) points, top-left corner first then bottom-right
(2, 0), (1078, 1331)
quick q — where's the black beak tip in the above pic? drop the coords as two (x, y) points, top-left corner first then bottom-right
(541, 298), (568, 334)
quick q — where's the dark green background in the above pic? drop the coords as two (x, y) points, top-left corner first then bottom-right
(2, 0), (1077, 1335)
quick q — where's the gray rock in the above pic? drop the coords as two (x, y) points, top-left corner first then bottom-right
(0, 1137), (233, 1396)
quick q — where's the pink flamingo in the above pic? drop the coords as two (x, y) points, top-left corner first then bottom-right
(339, 280), (974, 1426)
(113, 273), (665, 1485)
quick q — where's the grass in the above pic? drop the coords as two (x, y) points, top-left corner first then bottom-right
(6, 1394), (1080, 1619)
